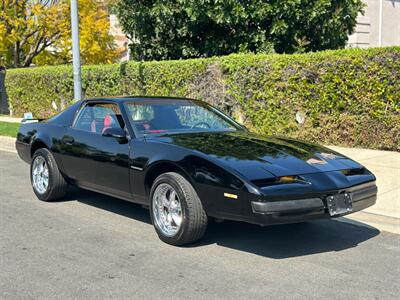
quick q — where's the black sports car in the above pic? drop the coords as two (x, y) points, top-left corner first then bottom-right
(16, 96), (377, 245)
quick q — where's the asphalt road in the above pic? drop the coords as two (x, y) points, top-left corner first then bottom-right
(1, 150), (399, 300)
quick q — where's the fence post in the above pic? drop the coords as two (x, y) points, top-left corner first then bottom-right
(0, 66), (10, 115)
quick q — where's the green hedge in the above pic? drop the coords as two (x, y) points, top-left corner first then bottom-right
(5, 47), (400, 151)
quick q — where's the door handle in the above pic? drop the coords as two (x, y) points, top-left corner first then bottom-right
(63, 136), (75, 145)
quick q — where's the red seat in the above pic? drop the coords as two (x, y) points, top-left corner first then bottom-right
(102, 115), (113, 134)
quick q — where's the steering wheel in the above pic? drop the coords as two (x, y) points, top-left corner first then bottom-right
(191, 122), (211, 129)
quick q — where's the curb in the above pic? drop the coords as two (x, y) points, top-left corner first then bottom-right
(340, 211), (400, 235)
(0, 136), (16, 153)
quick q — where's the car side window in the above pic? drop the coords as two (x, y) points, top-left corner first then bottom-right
(73, 103), (125, 134)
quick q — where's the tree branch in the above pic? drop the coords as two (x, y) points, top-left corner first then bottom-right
(22, 30), (61, 67)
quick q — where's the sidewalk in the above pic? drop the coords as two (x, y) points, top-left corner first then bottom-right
(327, 146), (400, 233)
(0, 115), (22, 123)
(0, 136), (398, 233)
(327, 146), (400, 219)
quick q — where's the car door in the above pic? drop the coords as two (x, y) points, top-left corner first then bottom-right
(60, 101), (131, 199)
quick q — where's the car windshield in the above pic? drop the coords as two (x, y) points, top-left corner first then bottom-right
(124, 99), (244, 136)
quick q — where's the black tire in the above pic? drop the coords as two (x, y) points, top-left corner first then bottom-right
(150, 172), (208, 246)
(31, 148), (68, 201)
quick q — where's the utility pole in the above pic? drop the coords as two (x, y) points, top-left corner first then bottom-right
(378, 0), (383, 47)
(70, 0), (82, 101)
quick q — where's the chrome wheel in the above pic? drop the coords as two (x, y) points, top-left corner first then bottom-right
(152, 183), (183, 237)
(32, 156), (49, 194)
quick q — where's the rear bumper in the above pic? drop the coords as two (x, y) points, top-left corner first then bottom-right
(248, 182), (377, 225)
(15, 140), (31, 163)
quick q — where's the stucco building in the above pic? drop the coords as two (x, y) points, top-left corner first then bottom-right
(109, 14), (130, 62)
(348, 0), (400, 48)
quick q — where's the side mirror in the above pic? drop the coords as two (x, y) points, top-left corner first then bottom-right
(102, 127), (127, 142)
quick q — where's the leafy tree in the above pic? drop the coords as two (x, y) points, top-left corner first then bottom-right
(47, 0), (118, 66)
(115, 0), (364, 60)
(0, 0), (69, 67)
(0, 0), (117, 68)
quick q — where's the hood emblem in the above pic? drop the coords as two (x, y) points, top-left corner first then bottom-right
(320, 152), (339, 160)
(307, 157), (327, 165)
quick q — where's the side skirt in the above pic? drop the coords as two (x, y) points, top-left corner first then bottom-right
(71, 181), (148, 205)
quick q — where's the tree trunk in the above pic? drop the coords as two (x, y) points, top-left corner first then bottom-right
(0, 66), (10, 115)
(13, 42), (20, 68)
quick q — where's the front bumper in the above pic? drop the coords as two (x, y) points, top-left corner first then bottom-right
(249, 182), (377, 225)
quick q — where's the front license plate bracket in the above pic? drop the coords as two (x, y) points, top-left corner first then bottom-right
(326, 193), (353, 216)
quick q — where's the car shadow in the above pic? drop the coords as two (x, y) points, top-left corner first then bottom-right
(198, 218), (380, 258)
(64, 187), (152, 225)
(64, 188), (380, 259)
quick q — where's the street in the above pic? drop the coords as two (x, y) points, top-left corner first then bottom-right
(1, 150), (399, 299)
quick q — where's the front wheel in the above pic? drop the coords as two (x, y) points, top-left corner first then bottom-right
(150, 172), (208, 246)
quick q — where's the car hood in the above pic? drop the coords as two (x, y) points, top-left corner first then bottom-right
(149, 131), (363, 180)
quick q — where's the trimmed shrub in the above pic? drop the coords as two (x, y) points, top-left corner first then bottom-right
(5, 47), (400, 151)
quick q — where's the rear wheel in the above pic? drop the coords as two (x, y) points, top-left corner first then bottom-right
(150, 172), (208, 246)
(31, 148), (68, 201)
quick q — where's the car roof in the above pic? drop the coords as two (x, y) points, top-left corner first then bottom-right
(84, 96), (201, 103)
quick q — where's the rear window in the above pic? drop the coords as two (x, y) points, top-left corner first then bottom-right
(47, 102), (82, 126)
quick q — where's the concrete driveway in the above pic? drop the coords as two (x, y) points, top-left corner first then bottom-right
(1, 150), (399, 299)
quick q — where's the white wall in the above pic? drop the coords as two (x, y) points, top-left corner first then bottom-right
(348, 0), (400, 48)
